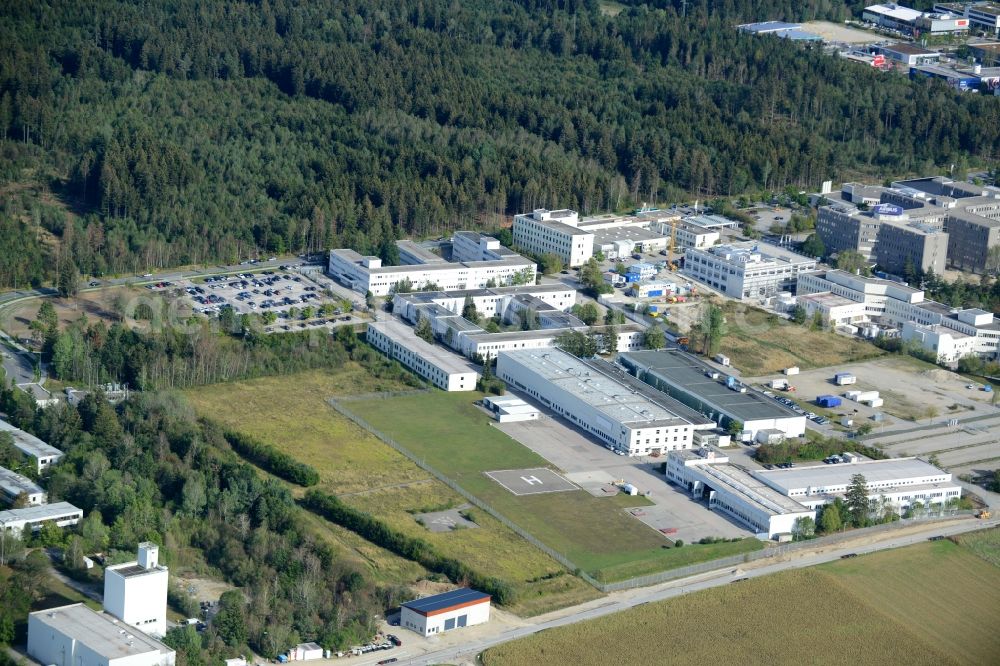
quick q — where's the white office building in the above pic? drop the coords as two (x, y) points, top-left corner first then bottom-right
(328, 234), (535, 297)
(103, 543), (169, 638)
(0, 418), (63, 474)
(497, 349), (714, 456)
(797, 269), (1000, 364)
(0, 501), (83, 536)
(366, 319), (480, 391)
(0, 465), (46, 505)
(755, 457), (962, 511)
(400, 588), (491, 637)
(28, 604), (175, 666)
(683, 242), (817, 301)
(513, 209), (595, 267)
(666, 449), (816, 538)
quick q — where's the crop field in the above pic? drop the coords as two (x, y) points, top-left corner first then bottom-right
(346, 391), (762, 581)
(185, 369), (599, 615)
(715, 302), (884, 375)
(952, 527), (1000, 567)
(482, 530), (1000, 665)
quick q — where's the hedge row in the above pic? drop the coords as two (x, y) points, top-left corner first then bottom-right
(301, 490), (515, 605)
(223, 429), (320, 487)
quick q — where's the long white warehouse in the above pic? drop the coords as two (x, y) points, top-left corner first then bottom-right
(496, 349), (713, 456)
(754, 457), (962, 510)
(666, 448), (815, 538)
(0, 501), (83, 535)
(367, 319), (480, 391)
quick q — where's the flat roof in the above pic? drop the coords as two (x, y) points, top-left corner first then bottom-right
(107, 562), (166, 578)
(396, 240), (446, 264)
(692, 241), (815, 267)
(0, 466), (44, 498)
(402, 588), (490, 615)
(755, 457), (949, 493)
(865, 4), (923, 22)
(0, 501), (81, 524)
(330, 249), (533, 274)
(368, 319), (480, 376)
(620, 350), (802, 422)
(797, 292), (858, 308)
(29, 604), (172, 658)
(881, 42), (938, 56)
(739, 21), (802, 33)
(500, 349), (696, 428)
(592, 227), (666, 246)
(0, 419), (63, 459)
(683, 214), (739, 229)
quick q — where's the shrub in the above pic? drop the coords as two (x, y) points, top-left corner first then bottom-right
(221, 428), (320, 486)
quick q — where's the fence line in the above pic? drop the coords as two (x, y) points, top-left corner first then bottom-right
(328, 398), (604, 589)
(327, 396), (974, 593)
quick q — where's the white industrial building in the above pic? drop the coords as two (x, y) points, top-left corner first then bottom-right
(103, 543), (169, 638)
(864, 3), (969, 35)
(797, 269), (1000, 364)
(620, 350), (806, 442)
(0, 418), (63, 474)
(755, 457), (962, 510)
(497, 349), (715, 456)
(28, 604), (176, 666)
(328, 233), (535, 297)
(513, 209), (595, 267)
(481, 395), (540, 422)
(400, 588), (491, 637)
(666, 449), (816, 538)
(366, 319), (480, 391)
(0, 465), (46, 505)
(0, 501), (83, 535)
(683, 242), (817, 301)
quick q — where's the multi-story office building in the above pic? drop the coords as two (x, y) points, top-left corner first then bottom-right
(683, 242), (817, 301)
(934, 2), (1000, 34)
(797, 269), (1000, 363)
(875, 219), (949, 274)
(512, 209), (594, 267)
(366, 319), (480, 391)
(328, 233), (536, 296)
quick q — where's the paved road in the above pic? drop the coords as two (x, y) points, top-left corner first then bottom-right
(380, 517), (996, 666)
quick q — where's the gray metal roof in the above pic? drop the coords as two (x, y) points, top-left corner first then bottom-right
(754, 457), (950, 493)
(0, 419), (63, 460)
(0, 501), (82, 524)
(620, 350), (802, 422)
(0, 466), (44, 499)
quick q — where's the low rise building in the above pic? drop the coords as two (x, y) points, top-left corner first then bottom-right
(497, 349), (714, 456)
(0, 465), (46, 505)
(620, 350), (806, 441)
(935, 2), (1000, 34)
(666, 449), (816, 538)
(754, 457), (961, 510)
(683, 242), (817, 301)
(876, 42), (941, 66)
(481, 395), (540, 422)
(0, 418), (63, 474)
(28, 603), (176, 666)
(104, 543), (169, 638)
(366, 319), (480, 391)
(400, 588), (491, 637)
(864, 3), (969, 35)
(0, 501), (82, 535)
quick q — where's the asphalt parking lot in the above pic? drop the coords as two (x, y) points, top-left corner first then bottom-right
(495, 410), (750, 543)
(151, 267), (362, 333)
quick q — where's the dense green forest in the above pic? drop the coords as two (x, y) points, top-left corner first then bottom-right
(1, 0), (998, 287)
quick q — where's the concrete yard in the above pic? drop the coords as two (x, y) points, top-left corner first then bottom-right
(748, 357), (994, 427)
(415, 505), (480, 533)
(495, 413), (751, 544)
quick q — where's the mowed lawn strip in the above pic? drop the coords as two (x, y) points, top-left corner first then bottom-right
(820, 536), (1000, 665)
(186, 369), (599, 614)
(348, 391), (762, 579)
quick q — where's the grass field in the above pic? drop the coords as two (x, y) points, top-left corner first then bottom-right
(716, 302), (884, 375)
(482, 529), (1000, 665)
(185, 369), (600, 615)
(346, 391), (762, 581)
